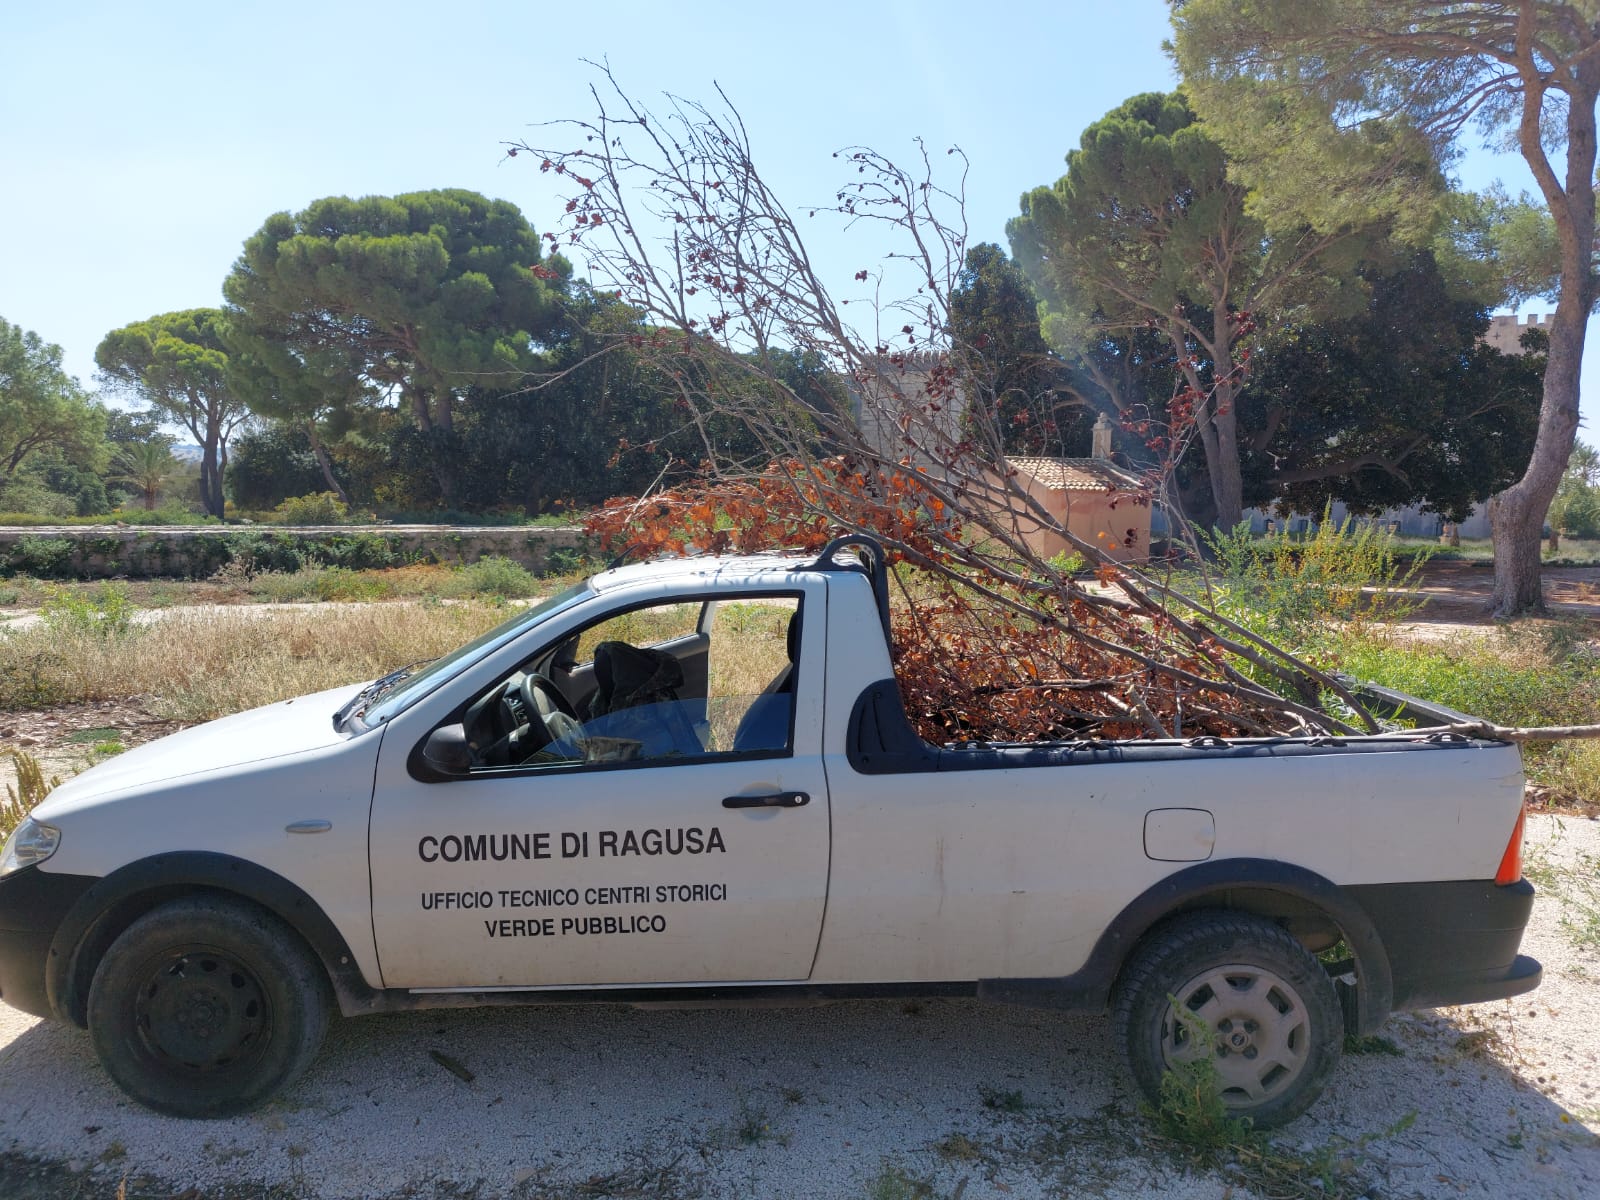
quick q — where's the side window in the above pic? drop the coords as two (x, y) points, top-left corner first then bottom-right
(460, 594), (801, 772)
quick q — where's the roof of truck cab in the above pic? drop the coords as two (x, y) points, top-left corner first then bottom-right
(587, 551), (829, 593)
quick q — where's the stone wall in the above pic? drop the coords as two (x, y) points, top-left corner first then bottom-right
(0, 525), (590, 580)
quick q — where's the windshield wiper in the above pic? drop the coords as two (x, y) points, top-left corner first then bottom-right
(334, 659), (433, 731)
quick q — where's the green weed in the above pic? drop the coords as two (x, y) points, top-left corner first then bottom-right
(977, 1084), (1028, 1113)
(1, 749), (59, 839)
(39, 583), (135, 639)
(1199, 512), (1426, 648)
(864, 1163), (945, 1200)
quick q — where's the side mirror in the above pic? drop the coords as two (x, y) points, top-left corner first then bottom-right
(422, 724), (473, 776)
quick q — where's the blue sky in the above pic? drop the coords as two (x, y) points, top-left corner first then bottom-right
(2, 0), (1591, 435)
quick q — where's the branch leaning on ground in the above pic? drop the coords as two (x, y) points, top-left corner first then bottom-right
(513, 66), (1513, 743)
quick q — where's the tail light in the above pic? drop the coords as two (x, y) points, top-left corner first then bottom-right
(1494, 800), (1527, 886)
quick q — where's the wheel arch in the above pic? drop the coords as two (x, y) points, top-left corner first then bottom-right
(46, 851), (376, 1027)
(978, 857), (1394, 1034)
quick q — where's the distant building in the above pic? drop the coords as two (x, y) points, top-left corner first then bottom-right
(1001, 416), (1152, 563)
(1483, 313), (1552, 355)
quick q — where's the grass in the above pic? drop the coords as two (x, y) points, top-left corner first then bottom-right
(863, 1164), (945, 1200)
(1330, 621), (1600, 808)
(0, 601), (510, 723)
(976, 1085), (1028, 1114)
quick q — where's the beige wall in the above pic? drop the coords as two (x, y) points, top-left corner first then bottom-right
(999, 477), (1150, 563)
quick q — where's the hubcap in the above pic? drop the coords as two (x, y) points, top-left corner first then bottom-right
(1160, 963), (1310, 1107)
(133, 948), (270, 1072)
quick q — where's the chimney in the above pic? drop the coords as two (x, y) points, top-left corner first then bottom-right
(1091, 412), (1113, 460)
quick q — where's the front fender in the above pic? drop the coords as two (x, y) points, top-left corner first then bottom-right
(46, 851), (380, 1025)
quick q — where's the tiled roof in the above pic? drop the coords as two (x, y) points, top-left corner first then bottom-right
(1007, 457), (1142, 491)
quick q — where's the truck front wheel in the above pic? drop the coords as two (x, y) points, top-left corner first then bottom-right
(1111, 911), (1343, 1130)
(87, 895), (331, 1118)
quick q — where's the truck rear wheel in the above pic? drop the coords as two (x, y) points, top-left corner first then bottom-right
(87, 895), (331, 1118)
(1111, 911), (1343, 1129)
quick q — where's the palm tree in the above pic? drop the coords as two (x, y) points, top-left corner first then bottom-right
(112, 440), (179, 511)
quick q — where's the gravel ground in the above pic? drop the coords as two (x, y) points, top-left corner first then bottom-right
(1, 814), (1597, 1200)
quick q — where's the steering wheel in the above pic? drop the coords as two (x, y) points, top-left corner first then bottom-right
(517, 672), (582, 755)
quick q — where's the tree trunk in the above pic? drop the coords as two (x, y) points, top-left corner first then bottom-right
(1206, 382), (1245, 529)
(1489, 305), (1584, 614)
(306, 421), (349, 505)
(1493, 61), (1599, 615)
(199, 431), (224, 520)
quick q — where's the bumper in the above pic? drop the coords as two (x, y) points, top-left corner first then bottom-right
(0, 867), (98, 1020)
(1348, 878), (1542, 1011)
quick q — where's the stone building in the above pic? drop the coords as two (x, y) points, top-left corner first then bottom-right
(1001, 415), (1152, 563)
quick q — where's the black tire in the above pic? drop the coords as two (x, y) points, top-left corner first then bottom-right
(1111, 911), (1343, 1130)
(87, 895), (332, 1118)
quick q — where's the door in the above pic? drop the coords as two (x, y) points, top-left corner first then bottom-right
(367, 584), (830, 990)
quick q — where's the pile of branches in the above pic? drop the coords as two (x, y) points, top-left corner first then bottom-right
(520, 66), (1597, 745)
(586, 459), (1363, 741)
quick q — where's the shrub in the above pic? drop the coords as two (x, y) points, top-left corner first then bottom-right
(39, 583), (136, 639)
(5, 536), (75, 579)
(247, 566), (389, 603)
(543, 546), (595, 577)
(273, 492), (350, 525)
(1201, 514), (1425, 648)
(314, 533), (406, 570)
(443, 555), (539, 599)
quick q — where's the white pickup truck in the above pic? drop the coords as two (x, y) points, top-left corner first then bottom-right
(0, 538), (1539, 1126)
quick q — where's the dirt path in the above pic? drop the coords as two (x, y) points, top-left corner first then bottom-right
(1397, 561), (1600, 628)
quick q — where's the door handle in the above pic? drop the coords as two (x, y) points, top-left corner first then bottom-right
(722, 791), (810, 809)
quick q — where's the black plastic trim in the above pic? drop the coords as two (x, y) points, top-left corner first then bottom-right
(1346, 878), (1542, 1010)
(44, 851), (375, 1026)
(0, 867), (98, 1019)
(974, 858), (1396, 1034)
(344, 979), (978, 1014)
(808, 536), (891, 643)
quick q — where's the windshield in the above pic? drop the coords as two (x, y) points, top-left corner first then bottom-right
(349, 579), (594, 730)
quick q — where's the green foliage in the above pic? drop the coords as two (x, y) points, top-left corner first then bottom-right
(247, 565), (387, 603)
(1007, 90), (1392, 525)
(442, 555), (538, 599)
(543, 546), (593, 577)
(1, 750), (59, 839)
(5, 535), (74, 578)
(948, 243), (1091, 458)
(1240, 253), (1543, 521)
(1343, 1034), (1403, 1057)
(40, 582), (135, 639)
(273, 491), (351, 525)
(1202, 514), (1425, 647)
(863, 1164), (944, 1200)
(1439, 186), (1564, 308)
(95, 309), (245, 518)
(0, 318), (108, 490)
(224, 189), (568, 507)
(225, 423), (328, 510)
(977, 1085), (1028, 1113)
(111, 440), (181, 511)
(1550, 442), (1600, 538)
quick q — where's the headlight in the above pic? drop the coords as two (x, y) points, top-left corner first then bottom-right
(0, 818), (60, 878)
